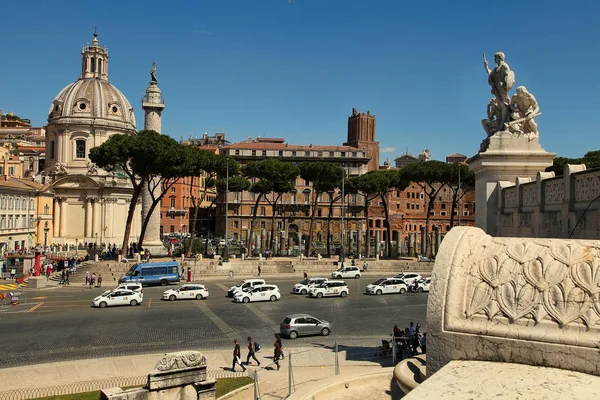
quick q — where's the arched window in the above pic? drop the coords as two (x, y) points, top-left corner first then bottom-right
(98, 58), (102, 74)
(75, 140), (86, 159)
(90, 57), (96, 72)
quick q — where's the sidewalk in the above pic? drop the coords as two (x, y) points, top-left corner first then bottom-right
(0, 345), (391, 398)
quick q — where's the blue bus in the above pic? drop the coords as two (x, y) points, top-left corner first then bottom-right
(119, 261), (180, 286)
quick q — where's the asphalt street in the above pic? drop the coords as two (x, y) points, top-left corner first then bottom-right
(0, 276), (427, 368)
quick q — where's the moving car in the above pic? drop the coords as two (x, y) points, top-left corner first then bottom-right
(331, 266), (361, 279)
(416, 277), (431, 292)
(394, 273), (422, 285)
(116, 283), (143, 293)
(292, 277), (328, 295)
(119, 262), (180, 286)
(234, 285), (281, 303)
(280, 313), (331, 339)
(227, 279), (266, 297)
(308, 280), (349, 298)
(92, 289), (143, 308)
(162, 284), (209, 301)
(365, 278), (408, 295)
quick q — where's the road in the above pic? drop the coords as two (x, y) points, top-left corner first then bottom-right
(0, 276), (427, 368)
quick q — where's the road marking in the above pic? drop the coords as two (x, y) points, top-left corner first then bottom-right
(30, 296), (48, 300)
(245, 303), (279, 332)
(147, 298), (152, 308)
(215, 283), (230, 293)
(195, 301), (239, 340)
(27, 302), (45, 312)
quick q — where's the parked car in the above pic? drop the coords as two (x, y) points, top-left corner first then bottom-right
(227, 279), (266, 297)
(416, 277), (431, 292)
(365, 278), (408, 295)
(331, 266), (361, 279)
(280, 313), (331, 339)
(92, 289), (143, 308)
(162, 284), (209, 301)
(234, 285), (281, 303)
(308, 280), (349, 298)
(292, 277), (328, 295)
(394, 273), (422, 285)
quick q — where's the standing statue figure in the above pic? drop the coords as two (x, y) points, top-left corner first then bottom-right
(150, 62), (158, 83)
(481, 97), (502, 137)
(506, 86), (540, 136)
(483, 52), (515, 128)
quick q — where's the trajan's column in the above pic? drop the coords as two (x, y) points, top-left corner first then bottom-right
(141, 63), (167, 255)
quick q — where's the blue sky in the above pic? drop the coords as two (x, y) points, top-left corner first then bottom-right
(1, 0), (598, 161)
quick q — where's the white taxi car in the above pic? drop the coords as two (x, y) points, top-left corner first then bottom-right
(416, 278), (431, 292)
(234, 284), (281, 303)
(292, 277), (328, 295)
(163, 284), (209, 301)
(308, 280), (349, 298)
(365, 278), (408, 295)
(92, 289), (143, 308)
(331, 266), (361, 279)
(227, 279), (266, 297)
(394, 273), (422, 285)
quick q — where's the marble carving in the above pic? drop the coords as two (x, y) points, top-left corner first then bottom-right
(427, 227), (600, 376)
(481, 52), (540, 139)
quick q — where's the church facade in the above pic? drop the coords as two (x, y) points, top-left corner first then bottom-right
(44, 33), (142, 246)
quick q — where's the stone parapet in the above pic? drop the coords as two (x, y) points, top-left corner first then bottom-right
(428, 226), (600, 376)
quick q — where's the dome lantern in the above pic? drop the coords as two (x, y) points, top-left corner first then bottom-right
(81, 30), (108, 80)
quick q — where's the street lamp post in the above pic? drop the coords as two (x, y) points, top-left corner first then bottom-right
(75, 238), (78, 257)
(223, 159), (229, 263)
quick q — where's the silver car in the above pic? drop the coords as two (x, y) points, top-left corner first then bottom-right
(280, 313), (331, 339)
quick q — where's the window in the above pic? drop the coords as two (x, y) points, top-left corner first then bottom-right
(464, 204), (469, 209)
(352, 152), (357, 157)
(304, 193), (310, 203)
(50, 141), (55, 159)
(262, 150), (267, 156)
(279, 151), (284, 156)
(261, 221), (266, 229)
(305, 151), (310, 157)
(44, 204), (50, 214)
(341, 152), (346, 157)
(375, 220), (381, 228)
(75, 139), (86, 158)
(251, 150), (256, 156)
(0, 216), (4, 229)
(416, 204), (420, 210)
(260, 207), (266, 216)
(90, 57), (96, 72)
(430, 211), (435, 216)
(8, 217), (13, 229)
(441, 203), (446, 209)
(170, 225), (175, 233)
(291, 151), (296, 156)
(170, 199), (175, 208)
(233, 220), (239, 229)
(30, 199), (34, 210)
(291, 193), (296, 203)
(396, 203), (400, 209)
(441, 211), (447, 216)
(317, 151), (323, 157)
(8, 167), (15, 176)
(235, 150), (240, 155)
(250, 207), (255, 215)
(305, 180), (309, 186)
(29, 216), (34, 228)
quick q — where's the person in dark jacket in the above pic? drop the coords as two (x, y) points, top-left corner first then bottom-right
(232, 339), (246, 372)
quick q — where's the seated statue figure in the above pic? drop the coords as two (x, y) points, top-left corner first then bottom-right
(506, 86), (540, 136)
(481, 97), (502, 137)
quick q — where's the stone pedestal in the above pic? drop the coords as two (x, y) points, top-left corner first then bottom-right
(28, 276), (46, 289)
(468, 133), (554, 236)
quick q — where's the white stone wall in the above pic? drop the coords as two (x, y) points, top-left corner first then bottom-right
(497, 164), (600, 239)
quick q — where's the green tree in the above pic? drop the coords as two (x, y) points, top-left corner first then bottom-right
(356, 169), (410, 257)
(299, 162), (344, 257)
(137, 136), (194, 248)
(349, 176), (379, 257)
(546, 150), (600, 175)
(89, 130), (162, 257)
(402, 161), (451, 256)
(447, 163), (475, 229)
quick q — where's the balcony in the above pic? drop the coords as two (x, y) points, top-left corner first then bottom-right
(167, 208), (188, 216)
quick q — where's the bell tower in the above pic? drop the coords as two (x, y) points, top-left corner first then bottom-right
(344, 108), (379, 171)
(81, 30), (108, 80)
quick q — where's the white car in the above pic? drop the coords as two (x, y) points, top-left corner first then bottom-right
(292, 277), (328, 295)
(163, 284), (209, 301)
(92, 289), (143, 308)
(416, 278), (431, 293)
(234, 285), (281, 303)
(394, 273), (422, 285)
(331, 266), (361, 279)
(365, 278), (408, 295)
(116, 283), (143, 293)
(227, 279), (266, 297)
(308, 280), (349, 298)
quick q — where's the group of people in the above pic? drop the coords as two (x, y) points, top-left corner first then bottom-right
(392, 321), (426, 357)
(231, 334), (284, 372)
(84, 271), (102, 288)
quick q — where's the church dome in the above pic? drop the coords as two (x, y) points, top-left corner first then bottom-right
(48, 78), (136, 129)
(47, 32), (136, 132)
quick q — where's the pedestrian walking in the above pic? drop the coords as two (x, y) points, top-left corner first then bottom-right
(97, 275), (103, 288)
(273, 342), (283, 370)
(232, 340), (246, 372)
(65, 269), (70, 285)
(85, 271), (90, 287)
(229, 270), (234, 280)
(274, 333), (284, 359)
(246, 337), (260, 366)
(303, 271), (308, 279)
(60, 270), (66, 285)
(257, 265), (261, 277)
(419, 333), (426, 354)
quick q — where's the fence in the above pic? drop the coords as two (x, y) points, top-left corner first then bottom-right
(0, 369), (246, 400)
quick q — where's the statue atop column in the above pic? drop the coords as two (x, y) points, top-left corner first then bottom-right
(481, 52), (540, 139)
(150, 62), (158, 83)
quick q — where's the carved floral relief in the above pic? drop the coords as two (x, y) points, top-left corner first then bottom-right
(466, 239), (600, 329)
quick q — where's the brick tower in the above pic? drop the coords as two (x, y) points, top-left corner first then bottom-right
(344, 108), (379, 171)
